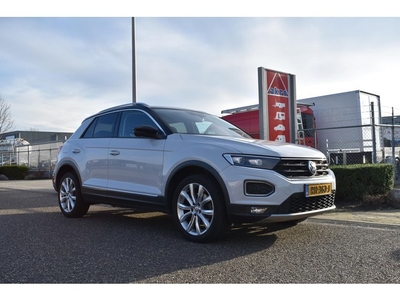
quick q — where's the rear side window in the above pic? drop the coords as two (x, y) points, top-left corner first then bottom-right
(82, 112), (118, 138)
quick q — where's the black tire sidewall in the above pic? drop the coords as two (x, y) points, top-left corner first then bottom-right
(58, 172), (89, 218)
(172, 174), (229, 243)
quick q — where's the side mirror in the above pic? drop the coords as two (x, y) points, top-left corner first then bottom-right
(133, 125), (164, 139)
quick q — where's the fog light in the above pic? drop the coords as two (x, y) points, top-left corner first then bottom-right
(251, 207), (268, 214)
(245, 181), (274, 196)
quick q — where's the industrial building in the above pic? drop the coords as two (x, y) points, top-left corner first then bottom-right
(0, 130), (72, 144)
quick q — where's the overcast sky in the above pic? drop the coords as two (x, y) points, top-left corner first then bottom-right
(2, 3), (400, 132)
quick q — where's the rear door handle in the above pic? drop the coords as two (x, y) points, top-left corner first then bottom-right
(109, 150), (120, 156)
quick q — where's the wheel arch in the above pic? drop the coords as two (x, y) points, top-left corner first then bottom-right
(54, 161), (82, 192)
(164, 161), (230, 214)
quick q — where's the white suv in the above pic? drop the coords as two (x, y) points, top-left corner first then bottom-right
(53, 103), (336, 242)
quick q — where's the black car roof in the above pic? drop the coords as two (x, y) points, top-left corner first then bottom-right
(84, 102), (211, 121)
(82, 102), (149, 122)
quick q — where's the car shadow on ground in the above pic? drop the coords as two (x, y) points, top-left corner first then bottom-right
(0, 202), (288, 283)
(81, 208), (285, 282)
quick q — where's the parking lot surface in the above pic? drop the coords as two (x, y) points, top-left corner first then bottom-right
(1, 179), (399, 284)
(2, 179), (399, 226)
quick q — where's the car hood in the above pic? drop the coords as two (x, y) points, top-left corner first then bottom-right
(179, 134), (326, 159)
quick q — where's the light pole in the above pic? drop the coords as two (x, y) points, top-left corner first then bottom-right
(132, 17), (137, 103)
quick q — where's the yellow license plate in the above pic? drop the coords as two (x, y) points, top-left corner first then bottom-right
(305, 183), (332, 197)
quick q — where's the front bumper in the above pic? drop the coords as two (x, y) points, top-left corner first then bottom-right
(227, 190), (336, 224)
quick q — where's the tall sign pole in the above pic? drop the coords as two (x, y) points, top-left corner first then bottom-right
(132, 17), (137, 103)
(258, 67), (296, 143)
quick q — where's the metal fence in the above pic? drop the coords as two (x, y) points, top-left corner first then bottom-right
(301, 123), (400, 169)
(1, 122), (400, 179)
(0, 141), (64, 178)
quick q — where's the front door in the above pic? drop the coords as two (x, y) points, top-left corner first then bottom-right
(107, 110), (166, 203)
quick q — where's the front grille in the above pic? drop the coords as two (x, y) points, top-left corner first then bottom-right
(275, 191), (336, 214)
(273, 158), (330, 178)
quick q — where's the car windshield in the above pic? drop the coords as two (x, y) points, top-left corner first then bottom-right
(154, 108), (251, 138)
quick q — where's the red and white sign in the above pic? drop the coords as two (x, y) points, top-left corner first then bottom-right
(266, 70), (290, 142)
(258, 67), (295, 143)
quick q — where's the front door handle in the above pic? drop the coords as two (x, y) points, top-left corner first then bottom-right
(109, 150), (120, 156)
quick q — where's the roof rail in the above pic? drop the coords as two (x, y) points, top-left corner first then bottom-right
(97, 102), (149, 114)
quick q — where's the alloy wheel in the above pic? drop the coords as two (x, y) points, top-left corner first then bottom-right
(177, 182), (214, 236)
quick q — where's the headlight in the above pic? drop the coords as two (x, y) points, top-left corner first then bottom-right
(223, 154), (280, 169)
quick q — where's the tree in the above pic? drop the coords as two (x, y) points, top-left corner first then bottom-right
(0, 96), (14, 140)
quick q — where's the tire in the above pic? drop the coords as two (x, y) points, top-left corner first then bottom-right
(58, 172), (89, 218)
(172, 174), (230, 243)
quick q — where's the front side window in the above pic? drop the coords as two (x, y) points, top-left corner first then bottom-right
(118, 110), (158, 138)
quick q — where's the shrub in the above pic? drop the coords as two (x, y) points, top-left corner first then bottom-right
(331, 164), (394, 203)
(0, 165), (29, 180)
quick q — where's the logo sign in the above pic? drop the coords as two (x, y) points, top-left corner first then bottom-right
(258, 67), (296, 143)
(308, 161), (317, 175)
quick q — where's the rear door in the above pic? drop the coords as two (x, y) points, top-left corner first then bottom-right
(77, 112), (118, 196)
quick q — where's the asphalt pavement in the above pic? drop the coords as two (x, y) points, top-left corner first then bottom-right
(1, 179), (400, 226)
(1, 178), (399, 285)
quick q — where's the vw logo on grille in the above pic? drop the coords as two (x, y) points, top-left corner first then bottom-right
(308, 161), (317, 175)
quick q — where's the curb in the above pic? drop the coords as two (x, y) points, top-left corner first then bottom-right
(311, 209), (400, 226)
